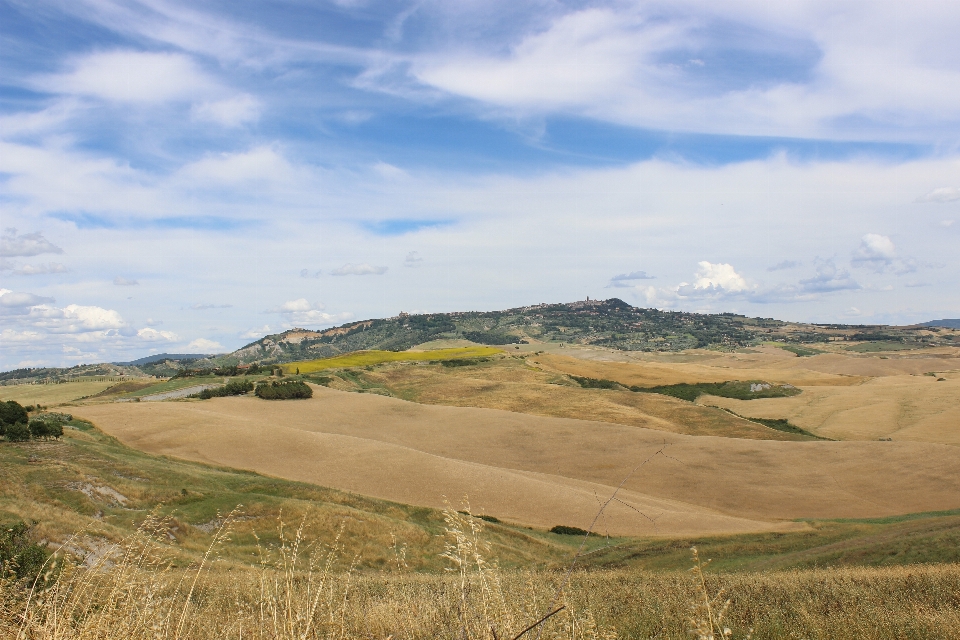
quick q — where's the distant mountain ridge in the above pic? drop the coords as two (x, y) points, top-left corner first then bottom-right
(2, 298), (957, 382)
(214, 298), (957, 367)
(920, 319), (960, 329)
(112, 353), (218, 366)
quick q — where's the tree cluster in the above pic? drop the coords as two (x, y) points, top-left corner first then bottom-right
(193, 379), (254, 399)
(0, 401), (66, 441)
(255, 380), (313, 400)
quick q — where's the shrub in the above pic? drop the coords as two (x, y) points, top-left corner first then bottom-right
(255, 380), (312, 400)
(440, 358), (491, 368)
(0, 521), (48, 586)
(4, 422), (31, 442)
(570, 375), (622, 390)
(549, 525), (591, 536)
(194, 379), (254, 400)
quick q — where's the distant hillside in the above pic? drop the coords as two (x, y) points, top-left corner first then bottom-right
(921, 319), (960, 329)
(212, 298), (956, 367)
(3, 298), (956, 381)
(113, 353), (219, 366)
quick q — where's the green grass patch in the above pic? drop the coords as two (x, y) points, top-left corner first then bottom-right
(570, 375), (622, 390)
(777, 344), (823, 357)
(630, 380), (801, 402)
(282, 347), (503, 374)
(845, 341), (918, 352)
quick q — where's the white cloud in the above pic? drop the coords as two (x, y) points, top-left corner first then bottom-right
(177, 146), (303, 187)
(0, 290), (55, 311)
(404, 251), (423, 267)
(851, 234), (917, 274)
(267, 298), (352, 327)
(137, 327), (178, 341)
(8, 262), (69, 276)
(187, 338), (225, 352)
(917, 187), (960, 203)
(35, 50), (214, 104)
(241, 325), (272, 339)
(330, 263), (388, 276)
(402, 4), (960, 140)
(114, 276), (139, 286)
(677, 261), (749, 296)
(0, 229), (63, 257)
(273, 298), (315, 313)
(191, 94), (260, 127)
(41, 304), (126, 333)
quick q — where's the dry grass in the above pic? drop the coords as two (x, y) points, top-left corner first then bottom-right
(0, 381), (123, 407)
(360, 358), (807, 441)
(3, 509), (958, 639)
(72, 388), (960, 536)
(700, 374), (960, 445)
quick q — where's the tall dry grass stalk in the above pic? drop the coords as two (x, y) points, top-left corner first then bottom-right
(2, 504), (959, 638)
(0, 507), (617, 639)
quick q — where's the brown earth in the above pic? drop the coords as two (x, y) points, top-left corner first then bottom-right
(73, 387), (960, 537)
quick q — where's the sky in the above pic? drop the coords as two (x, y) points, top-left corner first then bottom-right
(1, 0), (959, 369)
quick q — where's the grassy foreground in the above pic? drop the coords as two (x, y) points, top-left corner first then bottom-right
(2, 510), (958, 639)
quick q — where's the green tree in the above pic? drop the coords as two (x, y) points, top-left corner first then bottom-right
(29, 419), (50, 440)
(0, 401), (28, 428)
(5, 421), (31, 442)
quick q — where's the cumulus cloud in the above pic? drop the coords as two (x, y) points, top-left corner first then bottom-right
(35, 50), (214, 103)
(186, 338), (225, 352)
(796, 259), (862, 294)
(267, 298), (353, 327)
(0, 290), (55, 311)
(851, 234), (917, 274)
(0, 229), (63, 257)
(37, 304), (127, 334)
(300, 269), (322, 278)
(241, 325), (272, 339)
(330, 263), (388, 276)
(136, 327), (178, 341)
(114, 276), (139, 286)
(404, 251), (423, 267)
(676, 262), (749, 298)
(917, 187), (960, 203)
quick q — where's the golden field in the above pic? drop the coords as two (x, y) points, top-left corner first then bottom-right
(3, 343), (960, 638)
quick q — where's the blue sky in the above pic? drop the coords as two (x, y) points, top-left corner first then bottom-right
(1, 0), (959, 368)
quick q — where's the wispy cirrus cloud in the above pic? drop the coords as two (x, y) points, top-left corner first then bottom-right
(330, 263), (388, 276)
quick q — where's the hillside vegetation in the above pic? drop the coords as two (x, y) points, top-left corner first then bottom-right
(4, 298), (956, 383)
